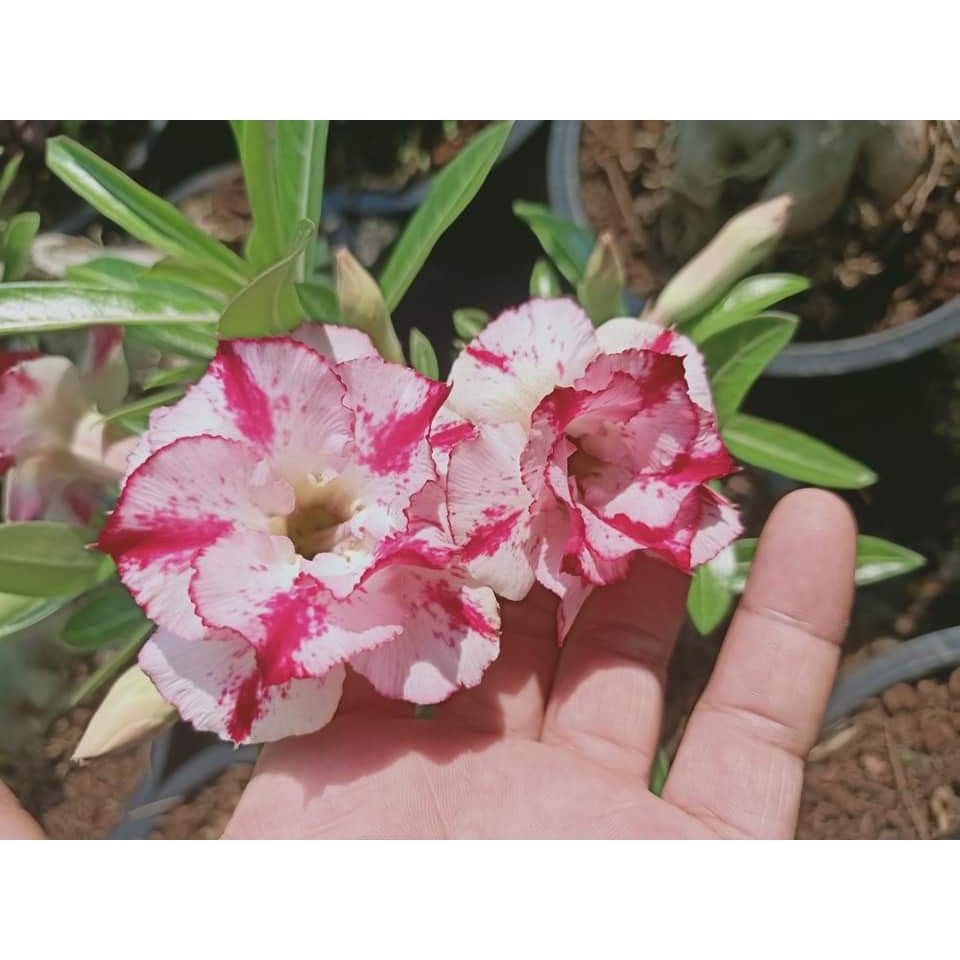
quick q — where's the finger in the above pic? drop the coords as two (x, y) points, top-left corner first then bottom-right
(434, 584), (561, 737)
(663, 489), (856, 839)
(0, 780), (46, 840)
(539, 554), (689, 777)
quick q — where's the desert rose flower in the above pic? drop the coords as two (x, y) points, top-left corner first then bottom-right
(97, 330), (499, 745)
(445, 299), (741, 637)
(0, 328), (133, 524)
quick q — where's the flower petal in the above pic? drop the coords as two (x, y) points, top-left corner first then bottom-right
(3, 452), (106, 524)
(128, 338), (353, 481)
(447, 298), (599, 426)
(98, 436), (289, 639)
(350, 567), (500, 703)
(140, 630), (345, 745)
(293, 321), (379, 362)
(447, 422), (537, 601)
(80, 327), (128, 413)
(0, 356), (88, 471)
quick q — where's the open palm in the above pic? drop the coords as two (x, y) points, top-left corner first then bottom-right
(1, 490), (855, 840)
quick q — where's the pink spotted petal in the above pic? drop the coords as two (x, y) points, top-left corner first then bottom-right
(128, 338), (353, 481)
(597, 317), (714, 413)
(0, 356), (88, 471)
(429, 405), (477, 474)
(349, 567), (500, 704)
(191, 528), (397, 686)
(335, 356), (448, 510)
(292, 321), (379, 361)
(689, 486), (743, 567)
(3, 453), (105, 524)
(98, 436), (290, 640)
(140, 630), (345, 745)
(447, 422), (537, 601)
(447, 298), (599, 426)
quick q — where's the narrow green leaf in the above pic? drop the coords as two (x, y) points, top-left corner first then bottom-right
(380, 122), (514, 311)
(851, 536), (926, 586)
(687, 562), (734, 634)
(46, 136), (250, 287)
(297, 279), (340, 324)
(409, 328), (439, 380)
(62, 584), (149, 652)
(101, 387), (185, 424)
(731, 535), (924, 593)
(124, 321), (218, 361)
(0, 593), (73, 644)
(701, 314), (798, 423)
(65, 622), (151, 708)
(453, 307), (490, 341)
(649, 749), (670, 797)
(147, 257), (236, 299)
(1, 211), (40, 282)
(236, 120), (285, 271)
(529, 257), (564, 298)
(141, 362), (206, 390)
(0, 152), (24, 207)
(681, 273), (810, 344)
(513, 201), (595, 286)
(0, 523), (105, 597)
(275, 121), (329, 278)
(219, 220), (313, 338)
(723, 414), (877, 489)
(0, 282), (218, 337)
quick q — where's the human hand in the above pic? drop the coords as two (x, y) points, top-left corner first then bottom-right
(1, 489), (856, 840)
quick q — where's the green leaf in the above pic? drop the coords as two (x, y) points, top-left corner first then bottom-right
(850, 536), (926, 587)
(0, 152), (24, 207)
(275, 121), (328, 278)
(649, 749), (670, 797)
(681, 273), (810, 343)
(687, 561), (734, 634)
(723, 414), (877, 489)
(297, 279), (340, 324)
(513, 201), (595, 286)
(147, 257), (236, 299)
(0, 523), (106, 597)
(235, 120), (285, 271)
(1, 211), (40, 282)
(453, 307), (490, 341)
(409, 328), (439, 379)
(46, 136), (250, 288)
(219, 220), (313, 338)
(529, 257), (564, 298)
(0, 593), (73, 644)
(101, 387), (185, 425)
(730, 535), (924, 593)
(66, 621), (151, 708)
(62, 583), (149, 652)
(380, 122), (514, 311)
(0, 282), (218, 337)
(701, 314), (798, 422)
(124, 321), (218, 361)
(141, 362), (206, 390)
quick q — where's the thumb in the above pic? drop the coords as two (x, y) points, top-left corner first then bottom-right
(0, 780), (46, 839)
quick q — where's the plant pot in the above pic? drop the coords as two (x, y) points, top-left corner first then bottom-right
(799, 626), (960, 839)
(547, 120), (960, 377)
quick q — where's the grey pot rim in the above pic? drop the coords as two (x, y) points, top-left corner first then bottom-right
(547, 120), (960, 378)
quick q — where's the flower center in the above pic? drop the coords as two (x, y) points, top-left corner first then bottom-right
(270, 475), (360, 560)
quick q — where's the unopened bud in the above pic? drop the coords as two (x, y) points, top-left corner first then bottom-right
(335, 249), (404, 365)
(73, 665), (175, 763)
(649, 195), (793, 326)
(576, 232), (625, 325)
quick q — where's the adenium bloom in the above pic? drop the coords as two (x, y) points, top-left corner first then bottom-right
(97, 328), (499, 745)
(0, 328), (132, 524)
(445, 298), (741, 637)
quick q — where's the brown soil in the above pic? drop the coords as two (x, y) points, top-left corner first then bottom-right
(578, 120), (960, 340)
(798, 666), (960, 839)
(148, 764), (254, 840)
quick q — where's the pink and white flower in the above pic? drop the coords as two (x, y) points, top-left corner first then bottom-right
(0, 328), (133, 524)
(97, 329), (499, 745)
(445, 299), (741, 637)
